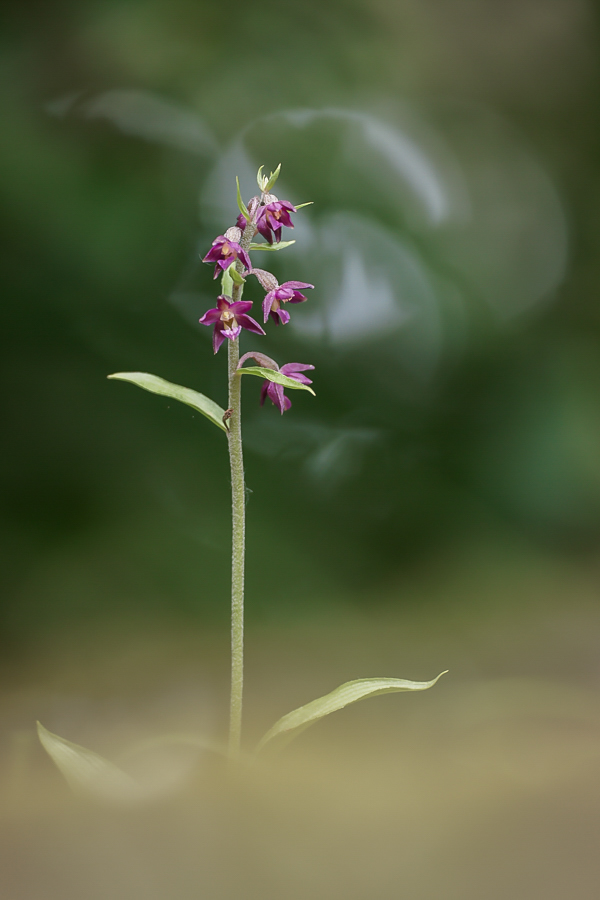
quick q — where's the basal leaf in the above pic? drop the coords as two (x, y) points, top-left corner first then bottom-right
(255, 672), (447, 753)
(108, 372), (227, 432)
(37, 722), (143, 806)
(248, 240), (296, 252)
(237, 366), (315, 395)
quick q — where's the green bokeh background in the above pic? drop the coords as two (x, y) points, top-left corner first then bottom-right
(2, 0), (600, 644)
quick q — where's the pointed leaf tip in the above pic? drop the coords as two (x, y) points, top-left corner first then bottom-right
(248, 240), (296, 252)
(236, 176), (251, 221)
(237, 366), (315, 396)
(255, 671), (447, 754)
(37, 721), (143, 806)
(108, 372), (227, 432)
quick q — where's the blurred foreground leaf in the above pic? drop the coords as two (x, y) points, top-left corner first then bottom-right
(37, 722), (144, 806)
(108, 372), (227, 432)
(256, 673), (447, 753)
(237, 367), (315, 395)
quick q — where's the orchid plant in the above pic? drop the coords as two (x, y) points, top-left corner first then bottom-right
(37, 165), (445, 798)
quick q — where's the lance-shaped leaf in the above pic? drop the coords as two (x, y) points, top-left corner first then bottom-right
(236, 176), (251, 222)
(295, 201), (314, 210)
(37, 722), (144, 806)
(108, 372), (227, 432)
(255, 672), (447, 753)
(237, 366), (315, 396)
(248, 240), (296, 252)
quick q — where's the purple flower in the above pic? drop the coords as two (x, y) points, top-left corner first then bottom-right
(256, 201), (296, 244)
(202, 236), (252, 280)
(238, 352), (314, 414)
(199, 296), (265, 354)
(262, 280), (314, 325)
(261, 363), (314, 413)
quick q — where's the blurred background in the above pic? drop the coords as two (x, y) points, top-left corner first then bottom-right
(2, 0), (600, 897)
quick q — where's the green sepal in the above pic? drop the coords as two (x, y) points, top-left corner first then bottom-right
(237, 366), (315, 396)
(255, 672), (448, 754)
(229, 265), (245, 286)
(248, 240), (296, 252)
(108, 372), (228, 432)
(236, 176), (251, 222)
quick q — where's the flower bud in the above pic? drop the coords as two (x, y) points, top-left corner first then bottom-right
(250, 268), (279, 292)
(257, 164), (281, 193)
(225, 226), (242, 243)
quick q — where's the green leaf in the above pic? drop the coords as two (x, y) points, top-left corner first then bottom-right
(248, 240), (296, 252)
(37, 722), (143, 806)
(236, 176), (251, 221)
(237, 366), (315, 396)
(294, 201), (314, 210)
(255, 672), (448, 753)
(264, 163), (281, 192)
(108, 372), (227, 432)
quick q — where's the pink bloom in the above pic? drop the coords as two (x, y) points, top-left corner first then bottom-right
(256, 201), (296, 244)
(199, 296), (265, 354)
(262, 281), (314, 325)
(202, 236), (251, 280)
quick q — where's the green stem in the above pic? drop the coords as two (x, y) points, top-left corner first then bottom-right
(227, 335), (244, 758)
(227, 219), (256, 758)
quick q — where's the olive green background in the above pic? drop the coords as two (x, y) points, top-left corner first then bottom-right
(3, 4), (600, 899)
(3, 0), (600, 645)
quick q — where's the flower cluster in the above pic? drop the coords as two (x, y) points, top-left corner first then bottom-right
(199, 166), (315, 413)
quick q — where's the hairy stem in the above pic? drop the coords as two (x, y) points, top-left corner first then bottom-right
(227, 220), (256, 758)
(227, 336), (244, 757)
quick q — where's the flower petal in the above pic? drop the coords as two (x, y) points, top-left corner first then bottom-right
(199, 307), (221, 325)
(213, 323), (226, 354)
(281, 281), (314, 291)
(280, 362), (315, 374)
(269, 382), (287, 414)
(229, 300), (253, 315)
(263, 291), (275, 322)
(277, 308), (291, 325)
(259, 380), (270, 406)
(202, 238), (226, 262)
(222, 325), (242, 340)
(235, 314), (266, 336)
